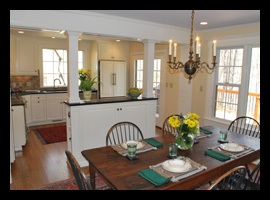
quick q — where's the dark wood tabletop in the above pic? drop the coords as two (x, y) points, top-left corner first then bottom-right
(81, 125), (260, 190)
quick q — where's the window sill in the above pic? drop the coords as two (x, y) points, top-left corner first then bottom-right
(204, 117), (231, 130)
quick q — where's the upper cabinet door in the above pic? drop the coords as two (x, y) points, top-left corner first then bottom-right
(98, 41), (127, 61)
(16, 36), (38, 76)
(98, 42), (113, 60)
(112, 42), (127, 61)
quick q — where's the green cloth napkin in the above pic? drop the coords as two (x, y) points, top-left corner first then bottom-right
(139, 169), (169, 186)
(144, 138), (163, 147)
(204, 150), (230, 161)
(200, 127), (212, 134)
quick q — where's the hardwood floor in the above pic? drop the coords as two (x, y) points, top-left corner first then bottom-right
(10, 123), (163, 190)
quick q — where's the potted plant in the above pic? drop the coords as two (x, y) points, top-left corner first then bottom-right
(128, 87), (143, 99)
(78, 69), (99, 101)
(168, 113), (200, 150)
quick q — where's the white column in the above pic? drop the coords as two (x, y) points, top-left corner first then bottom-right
(142, 39), (156, 98)
(66, 31), (81, 103)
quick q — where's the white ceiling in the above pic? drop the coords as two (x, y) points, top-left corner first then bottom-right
(85, 10), (260, 31)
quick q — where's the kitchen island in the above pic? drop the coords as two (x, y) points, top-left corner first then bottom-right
(64, 96), (158, 167)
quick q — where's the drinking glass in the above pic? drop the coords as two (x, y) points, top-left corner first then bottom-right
(220, 130), (228, 141)
(169, 142), (178, 157)
(127, 142), (137, 158)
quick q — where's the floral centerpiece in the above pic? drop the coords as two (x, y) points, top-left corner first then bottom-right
(128, 87), (143, 99)
(78, 69), (98, 101)
(168, 112), (200, 150)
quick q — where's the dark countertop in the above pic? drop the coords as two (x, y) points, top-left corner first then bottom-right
(19, 89), (97, 95)
(64, 96), (158, 106)
(10, 89), (92, 106)
(11, 93), (25, 106)
(11, 90), (157, 107)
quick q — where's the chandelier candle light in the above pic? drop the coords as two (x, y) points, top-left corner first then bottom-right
(168, 10), (217, 80)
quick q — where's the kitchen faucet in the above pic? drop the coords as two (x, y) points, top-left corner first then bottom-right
(53, 78), (61, 89)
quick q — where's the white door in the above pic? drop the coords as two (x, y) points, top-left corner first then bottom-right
(114, 61), (127, 97)
(100, 61), (114, 97)
(154, 53), (166, 128)
(130, 53), (166, 128)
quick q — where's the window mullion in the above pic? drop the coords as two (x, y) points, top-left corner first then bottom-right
(237, 45), (251, 117)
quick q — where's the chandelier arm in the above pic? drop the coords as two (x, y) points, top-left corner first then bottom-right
(200, 62), (216, 70)
(193, 61), (200, 69)
(175, 61), (185, 69)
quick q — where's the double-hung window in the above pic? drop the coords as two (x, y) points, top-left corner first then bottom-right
(214, 46), (260, 123)
(42, 49), (83, 87)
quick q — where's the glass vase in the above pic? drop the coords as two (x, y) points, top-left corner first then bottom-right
(175, 134), (195, 150)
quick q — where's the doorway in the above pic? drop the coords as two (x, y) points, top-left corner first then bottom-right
(130, 51), (166, 128)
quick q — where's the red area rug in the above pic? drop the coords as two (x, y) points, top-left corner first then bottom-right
(35, 125), (67, 144)
(31, 174), (110, 190)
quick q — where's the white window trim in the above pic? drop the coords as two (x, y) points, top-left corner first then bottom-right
(37, 39), (90, 88)
(204, 33), (260, 129)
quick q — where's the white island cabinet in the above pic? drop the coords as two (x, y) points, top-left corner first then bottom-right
(65, 98), (157, 167)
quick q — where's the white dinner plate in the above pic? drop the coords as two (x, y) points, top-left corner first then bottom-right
(121, 140), (145, 150)
(219, 142), (245, 153)
(162, 159), (192, 173)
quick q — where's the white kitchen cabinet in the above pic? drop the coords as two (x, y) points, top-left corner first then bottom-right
(16, 36), (38, 76)
(66, 99), (157, 167)
(98, 41), (127, 61)
(46, 93), (67, 121)
(11, 106), (26, 151)
(100, 61), (127, 98)
(46, 100), (63, 121)
(31, 99), (47, 122)
(28, 93), (67, 125)
(10, 35), (16, 76)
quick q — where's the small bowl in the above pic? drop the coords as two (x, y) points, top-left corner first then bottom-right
(128, 92), (142, 99)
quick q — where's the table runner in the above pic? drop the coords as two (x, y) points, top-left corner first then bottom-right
(149, 157), (207, 183)
(111, 140), (157, 156)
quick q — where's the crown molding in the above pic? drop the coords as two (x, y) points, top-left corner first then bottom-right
(198, 22), (260, 33)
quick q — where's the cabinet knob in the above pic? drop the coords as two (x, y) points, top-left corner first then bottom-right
(117, 108), (119, 111)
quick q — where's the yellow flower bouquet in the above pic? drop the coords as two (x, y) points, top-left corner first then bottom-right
(168, 113), (200, 150)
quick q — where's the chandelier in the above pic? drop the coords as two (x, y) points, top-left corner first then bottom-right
(168, 10), (217, 80)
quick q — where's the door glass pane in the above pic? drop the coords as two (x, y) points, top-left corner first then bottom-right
(215, 85), (239, 121)
(246, 47), (260, 123)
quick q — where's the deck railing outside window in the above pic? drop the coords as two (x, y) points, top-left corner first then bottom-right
(216, 89), (260, 123)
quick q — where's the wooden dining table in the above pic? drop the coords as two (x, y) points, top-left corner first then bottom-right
(81, 125), (260, 190)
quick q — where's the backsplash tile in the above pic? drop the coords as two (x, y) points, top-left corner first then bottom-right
(10, 75), (40, 90)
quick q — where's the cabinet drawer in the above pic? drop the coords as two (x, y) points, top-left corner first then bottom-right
(31, 94), (46, 101)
